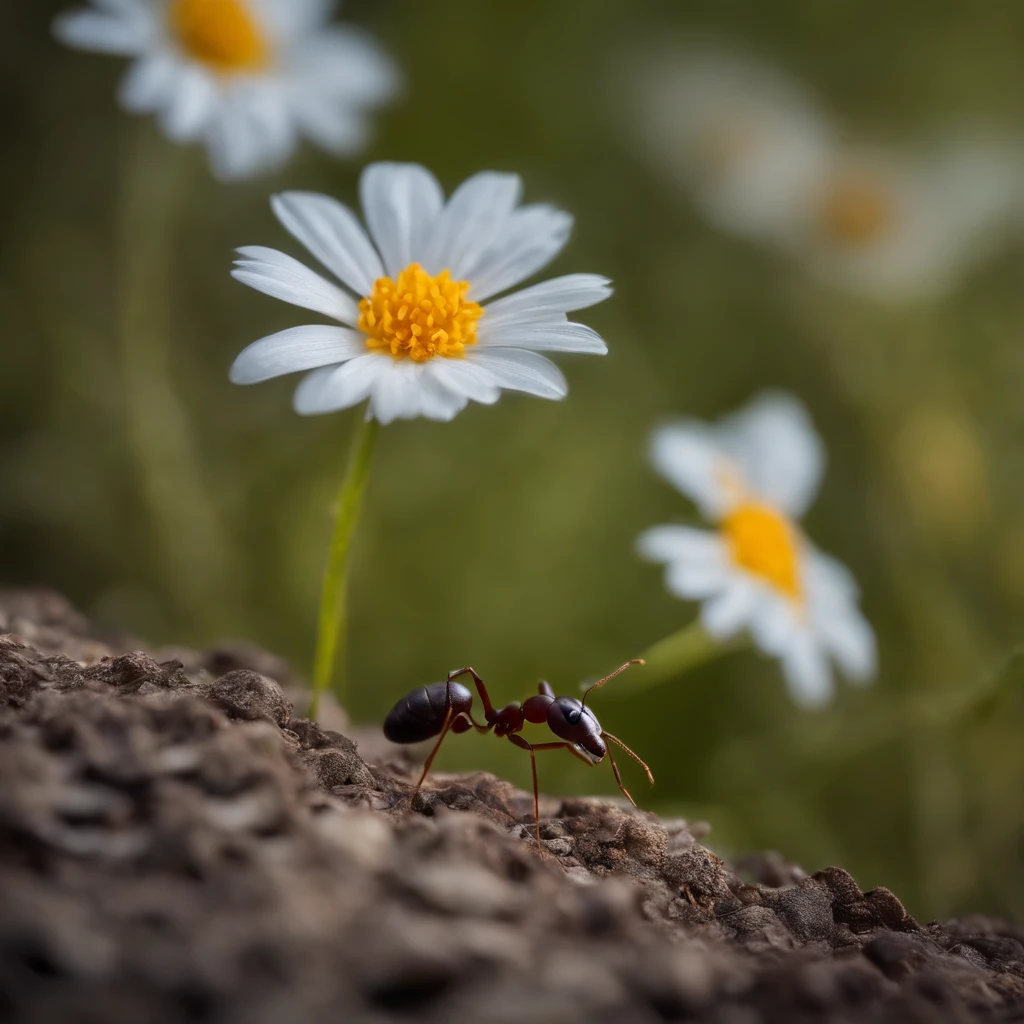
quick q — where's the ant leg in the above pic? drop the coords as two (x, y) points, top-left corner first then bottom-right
(605, 747), (637, 808)
(410, 707), (460, 802)
(447, 666), (497, 721)
(507, 734), (542, 851)
(538, 680), (555, 698)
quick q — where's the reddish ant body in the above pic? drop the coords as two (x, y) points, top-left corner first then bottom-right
(383, 660), (654, 851)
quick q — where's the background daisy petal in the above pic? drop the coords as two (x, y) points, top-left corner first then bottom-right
(53, 9), (154, 55)
(650, 423), (738, 519)
(272, 192), (384, 296)
(157, 65), (217, 143)
(665, 559), (730, 600)
(700, 580), (757, 638)
(781, 634), (835, 708)
(207, 103), (272, 182)
(289, 95), (369, 157)
(636, 525), (723, 564)
(290, 27), (401, 105)
(806, 552), (877, 681)
(117, 53), (178, 112)
(720, 391), (825, 517)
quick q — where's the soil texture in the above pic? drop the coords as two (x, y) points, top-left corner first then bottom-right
(0, 589), (1022, 1024)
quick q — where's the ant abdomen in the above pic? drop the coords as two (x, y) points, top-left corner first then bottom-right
(384, 681), (474, 744)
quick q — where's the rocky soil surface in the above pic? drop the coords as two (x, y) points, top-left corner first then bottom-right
(1, 589), (1022, 1023)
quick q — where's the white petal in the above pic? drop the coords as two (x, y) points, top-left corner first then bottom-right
(289, 27), (400, 106)
(118, 53), (179, 112)
(292, 354), (386, 415)
(368, 359), (467, 424)
(230, 326), (366, 384)
(206, 102), (273, 181)
(650, 423), (739, 519)
(426, 172), (522, 279)
(636, 525), (723, 564)
(466, 349), (567, 400)
(700, 580), (758, 638)
(53, 9), (153, 55)
(360, 163), (445, 278)
(415, 366), (471, 422)
(807, 550), (861, 602)
(272, 192), (384, 297)
(467, 205), (574, 302)
(241, 86), (296, 171)
(482, 275), (613, 328)
(477, 320), (607, 354)
(748, 594), (798, 656)
(158, 65), (216, 142)
(426, 360), (501, 406)
(232, 246), (360, 325)
(780, 633), (834, 708)
(664, 559), (730, 600)
(255, 0), (332, 40)
(806, 552), (876, 682)
(720, 392), (825, 518)
(290, 94), (368, 157)
(820, 610), (876, 683)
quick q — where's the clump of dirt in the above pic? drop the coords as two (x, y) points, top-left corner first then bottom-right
(0, 589), (1021, 1023)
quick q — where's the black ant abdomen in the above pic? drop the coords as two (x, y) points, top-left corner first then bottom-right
(383, 681), (474, 744)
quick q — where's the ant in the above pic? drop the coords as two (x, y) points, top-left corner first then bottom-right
(383, 659), (654, 852)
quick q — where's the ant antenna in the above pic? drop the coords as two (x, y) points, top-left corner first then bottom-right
(602, 731), (655, 785)
(580, 659), (645, 710)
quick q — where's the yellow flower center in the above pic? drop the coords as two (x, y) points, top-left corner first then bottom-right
(358, 264), (483, 363)
(818, 174), (895, 246)
(169, 0), (269, 73)
(722, 502), (802, 600)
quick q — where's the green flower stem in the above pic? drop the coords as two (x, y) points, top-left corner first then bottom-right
(116, 124), (234, 631)
(630, 619), (744, 691)
(309, 413), (380, 719)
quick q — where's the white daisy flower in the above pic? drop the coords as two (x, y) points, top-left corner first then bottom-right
(781, 141), (1024, 300)
(229, 162), (612, 424)
(53, 0), (399, 180)
(628, 45), (833, 241)
(637, 393), (876, 707)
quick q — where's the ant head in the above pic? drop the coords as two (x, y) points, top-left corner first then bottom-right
(547, 697), (606, 763)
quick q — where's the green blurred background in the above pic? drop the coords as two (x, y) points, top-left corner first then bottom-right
(4, 0), (1024, 922)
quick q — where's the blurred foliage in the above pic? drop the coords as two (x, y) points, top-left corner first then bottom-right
(4, 0), (1024, 922)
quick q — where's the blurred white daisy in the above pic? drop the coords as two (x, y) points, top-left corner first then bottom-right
(781, 141), (1023, 300)
(637, 393), (876, 707)
(628, 45), (833, 241)
(54, 0), (399, 180)
(229, 162), (611, 424)
(626, 44), (1023, 299)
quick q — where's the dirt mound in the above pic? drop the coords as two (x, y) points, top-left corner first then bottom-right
(0, 589), (1021, 1023)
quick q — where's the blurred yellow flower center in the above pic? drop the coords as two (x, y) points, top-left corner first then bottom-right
(722, 503), (801, 599)
(169, 0), (269, 73)
(359, 264), (483, 362)
(819, 175), (895, 246)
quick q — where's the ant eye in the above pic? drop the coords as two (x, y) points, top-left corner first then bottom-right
(567, 707), (581, 724)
